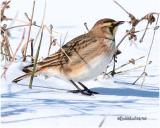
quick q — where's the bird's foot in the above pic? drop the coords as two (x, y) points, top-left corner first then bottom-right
(68, 89), (98, 96)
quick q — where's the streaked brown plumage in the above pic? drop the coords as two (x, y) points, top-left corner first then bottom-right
(13, 18), (124, 95)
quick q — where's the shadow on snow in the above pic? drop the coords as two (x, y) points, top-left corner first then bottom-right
(1, 85), (159, 124)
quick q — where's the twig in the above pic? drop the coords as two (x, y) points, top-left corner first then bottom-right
(24, 12), (31, 21)
(113, 0), (130, 15)
(84, 22), (89, 32)
(6, 23), (40, 30)
(105, 56), (144, 76)
(28, 0), (46, 89)
(116, 56), (144, 70)
(116, 63), (151, 75)
(22, 0), (35, 61)
(1, 0), (11, 21)
(48, 24), (53, 56)
(133, 14), (159, 86)
(116, 25), (159, 48)
(98, 116), (106, 128)
(114, 1), (159, 45)
(29, 26), (44, 89)
(6, 24), (30, 30)
(1, 27), (13, 61)
(132, 72), (145, 85)
(33, 0), (46, 47)
(62, 32), (68, 46)
(12, 28), (26, 59)
(30, 39), (34, 63)
(114, 1), (159, 81)
(111, 54), (117, 76)
(1, 28), (26, 78)
(114, 0), (139, 27)
(139, 21), (149, 42)
(116, 32), (129, 48)
(111, 50), (122, 76)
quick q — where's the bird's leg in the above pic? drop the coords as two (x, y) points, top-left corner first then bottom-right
(78, 82), (99, 95)
(69, 80), (94, 96)
(69, 80), (82, 93)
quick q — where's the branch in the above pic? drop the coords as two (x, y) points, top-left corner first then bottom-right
(22, 0), (35, 61)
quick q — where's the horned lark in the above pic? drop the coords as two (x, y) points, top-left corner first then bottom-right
(13, 18), (124, 95)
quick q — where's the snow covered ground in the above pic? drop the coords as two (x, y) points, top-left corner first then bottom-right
(1, 0), (160, 128)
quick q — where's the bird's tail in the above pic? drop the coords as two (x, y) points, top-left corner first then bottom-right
(12, 74), (30, 83)
(12, 63), (36, 83)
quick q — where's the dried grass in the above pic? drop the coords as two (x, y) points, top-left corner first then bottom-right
(1, 0), (159, 88)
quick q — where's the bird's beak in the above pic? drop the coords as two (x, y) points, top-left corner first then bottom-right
(115, 21), (125, 26)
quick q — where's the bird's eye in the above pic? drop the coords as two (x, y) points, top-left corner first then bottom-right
(109, 27), (114, 34)
(110, 23), (115, 27)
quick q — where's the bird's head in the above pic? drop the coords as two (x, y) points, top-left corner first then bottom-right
(90, 18), (124, 39)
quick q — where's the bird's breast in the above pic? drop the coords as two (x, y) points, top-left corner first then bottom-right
(65, 49), (115, 81)
(61, 40), (116, 81)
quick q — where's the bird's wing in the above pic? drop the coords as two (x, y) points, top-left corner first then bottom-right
(38, 33), (98, 66)
(23, 33), (95, 72)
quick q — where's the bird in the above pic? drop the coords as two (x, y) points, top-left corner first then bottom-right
(12, 18), (124, 96)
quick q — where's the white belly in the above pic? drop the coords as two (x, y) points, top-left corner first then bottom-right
(72, 53), (113, 81)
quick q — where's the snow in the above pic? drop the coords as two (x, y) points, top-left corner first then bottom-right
(1, 0), (160, 128)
